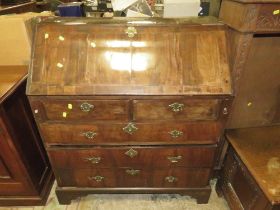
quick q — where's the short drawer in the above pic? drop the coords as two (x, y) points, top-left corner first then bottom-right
(48, 146), (217, 169)
(40, 122), (221, 145)
(133, 99), (221, 121)
(29, 98), (129, 122)
(55, 168), (211, 188)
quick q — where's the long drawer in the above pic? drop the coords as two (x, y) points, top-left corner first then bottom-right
(48, 146), (217, 169)
(40, 122), (221, 145)
(55, 168), (211, 188)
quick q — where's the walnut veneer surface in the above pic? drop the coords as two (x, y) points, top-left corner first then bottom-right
(27, 17), (232, 96)
(27, 17), (233, 205)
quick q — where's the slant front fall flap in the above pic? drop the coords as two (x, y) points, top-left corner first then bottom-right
(27, 17), (232, 96)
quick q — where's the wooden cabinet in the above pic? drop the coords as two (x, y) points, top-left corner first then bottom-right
(220, 0), (280, 128)
(0, 66), (53, 206)
(0, 1), (36, 15)
(26, 17), (233, 204)
(217, 126), (280, 210)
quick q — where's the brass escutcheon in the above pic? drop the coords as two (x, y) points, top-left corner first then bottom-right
(82, 131), (97, 139)
(168, 130), (183, 138)
(125, 26), (137, 38)
(223, 107), (228, 115)
(125, 148), (138, 158)
(85, 157), (101, 164)
(80, 102), (94, 112)
(126, 169), (140, 176)
(169, 102), (184, 112)
(88, 175), (104, 182)
(165, 176), (178, 183)
(123, 123), (138, 135)
(167, 155), (182, 163)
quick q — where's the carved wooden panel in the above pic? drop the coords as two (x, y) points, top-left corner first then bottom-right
(220, 0), (280, 32)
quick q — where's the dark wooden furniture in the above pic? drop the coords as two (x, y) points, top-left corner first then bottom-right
(217, 126), (280, 210)
(219, 0), (280, 129)
(0, 66), (54, 206)
(0, 1), (36, 15)
(26, 17), (233, 205)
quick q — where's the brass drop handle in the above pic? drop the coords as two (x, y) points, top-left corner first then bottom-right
(169, 102), (184, 112)
(88, 175), (104, 182)
(80, 102), (94, 112)
(126, 169), (140, 176)
(125, 26), (137, 38)
(165, 176), (178, 183)
(0, 176), (10, 179)
(125, 148), (138, 158)
(168, 130), (183, 138)
(167, 155), (182, 163)
(82, 131), (97, 139)
(85, 157), (101, 164)
(123, 123), (138, 135)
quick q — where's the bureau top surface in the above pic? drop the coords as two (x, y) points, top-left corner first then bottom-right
(226, 126), (280, 204)
(27, 17), (232, 96)
(0, 65), (27, 103)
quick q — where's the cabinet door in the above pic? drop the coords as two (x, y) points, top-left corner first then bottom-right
(0, 117), (34, 196)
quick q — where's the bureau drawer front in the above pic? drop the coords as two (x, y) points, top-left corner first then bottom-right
(40, 122), (221, 144)
(133, 99), (220, 121)
(30, 99), (129, 122)
(55, 168), (211, 188)
(48, 146), (216, 169)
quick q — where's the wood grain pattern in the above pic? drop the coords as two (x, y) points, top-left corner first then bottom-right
(0, 66), (54, 205)
(39, 122), (221, 145)
(55, 168), (211, 188)
(226, 126), (280, 204)
(30, 98), (130, 122)
(47, 146), (217, 169)
(217, 144), (280, 209)
(220, 0), (280, 32)
(0, 66), (27, 101)
(27, 18), (233, 205)
(27, 17), (232, 96)
(133, 99), (220, 121)
(227, 35), (280, 128)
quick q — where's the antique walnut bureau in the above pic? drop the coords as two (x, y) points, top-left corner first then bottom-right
(26, 17), (233, 204)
